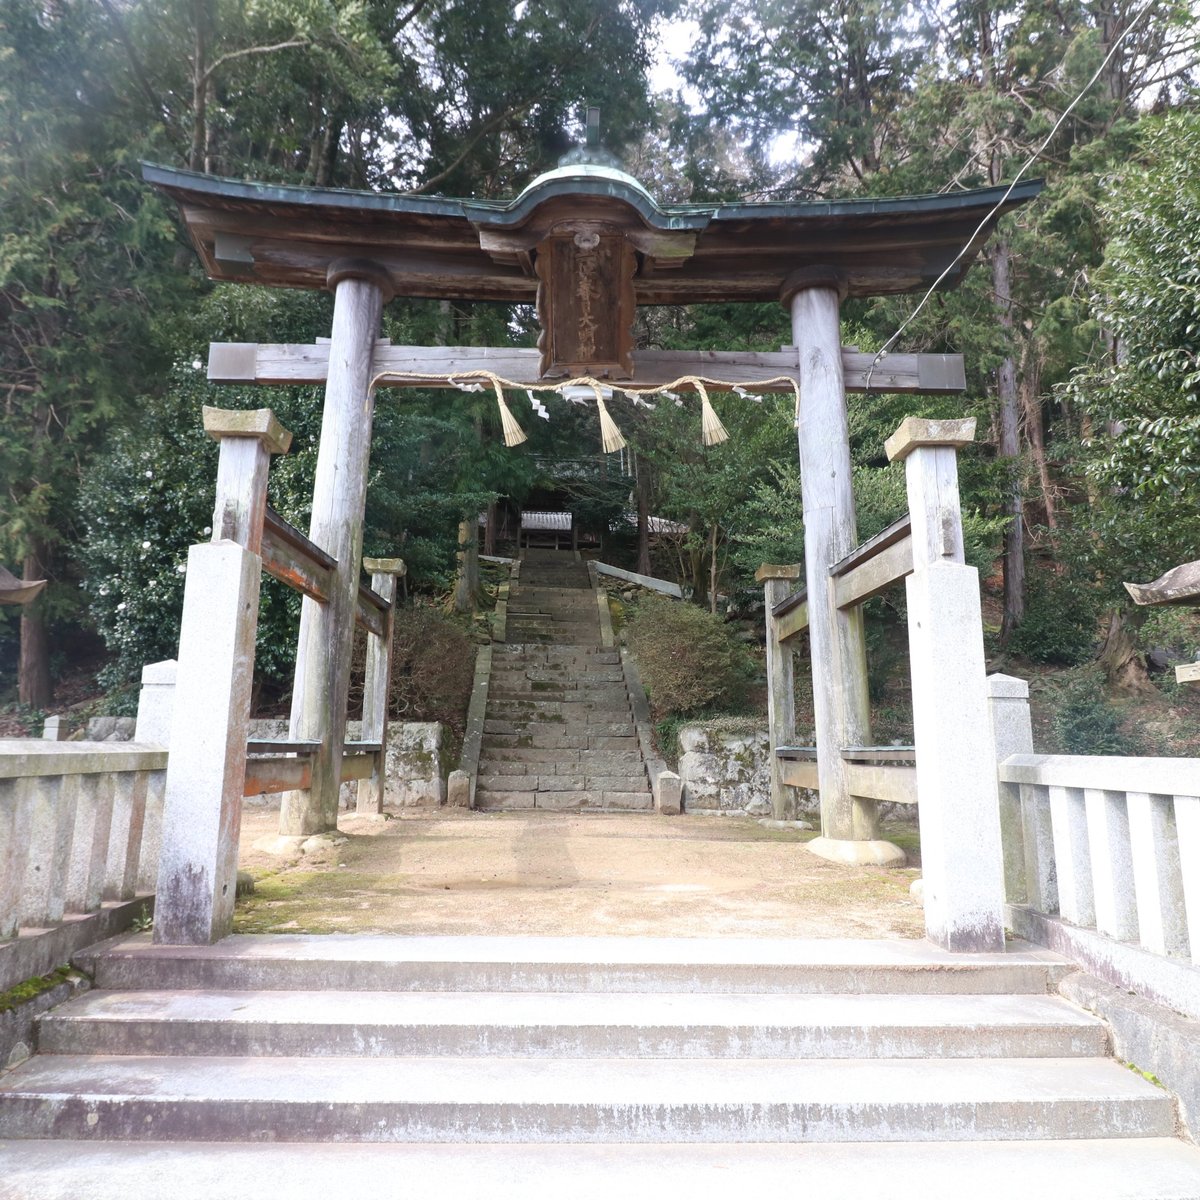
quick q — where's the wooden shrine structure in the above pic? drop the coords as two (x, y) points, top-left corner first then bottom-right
(142, 129), (1040, 948)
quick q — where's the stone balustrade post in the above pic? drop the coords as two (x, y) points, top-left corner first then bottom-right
(987, 673), (1033, 905)
(357, 557), (405, 815)
(756, 563), (801, 820)
(154, 408), (291, 945)
(887, 416), (1005, 952)
(135, 659), (176, 890)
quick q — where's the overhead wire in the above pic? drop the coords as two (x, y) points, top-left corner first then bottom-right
(865, 0), (1158, 392)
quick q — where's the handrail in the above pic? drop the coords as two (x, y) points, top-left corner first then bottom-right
(829, 514), (911, 578)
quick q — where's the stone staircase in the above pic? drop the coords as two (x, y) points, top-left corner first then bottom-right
(3, 934), (1200, 1197)
(477, 550), (652, 812)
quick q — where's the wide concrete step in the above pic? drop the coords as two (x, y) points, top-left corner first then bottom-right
(0, 1054), (1172, 1143)
(74, 935), (1071, 994)
(36, 991), (1109, 1060)
(6, 1138), (1200, 1200)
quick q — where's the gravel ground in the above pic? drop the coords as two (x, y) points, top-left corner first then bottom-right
(235, 808), (924, 939)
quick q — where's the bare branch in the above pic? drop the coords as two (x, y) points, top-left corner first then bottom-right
(200, 38), (309, 87)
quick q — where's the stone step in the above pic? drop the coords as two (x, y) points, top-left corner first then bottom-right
(5, 1138), (1200, 1200)
(479, 747), (644, 765)
(494, 648), (619, 665)
(485, 686), (628, 704)
(482, 734), (639, 752)
(35, 991), (1109, 1060)
(74, 935), (1072, 995)
(476, 759), (648, 779)
(482, 715), (633, 734)
(0, 1054), (1172, 1143)
(474, 789), (653, 812)
(476, 777), (650, 796)
(485, 700), (632, 719)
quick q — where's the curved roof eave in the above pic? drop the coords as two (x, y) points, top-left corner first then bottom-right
(141, 162), (1043, 231)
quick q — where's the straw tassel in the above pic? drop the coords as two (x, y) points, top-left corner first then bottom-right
(493, 382), (527, 447)
(594, 389), (626, 453)
(697, 381), (729, 446)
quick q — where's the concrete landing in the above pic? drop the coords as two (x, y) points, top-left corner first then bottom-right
(5, 1138), (1200, 1200)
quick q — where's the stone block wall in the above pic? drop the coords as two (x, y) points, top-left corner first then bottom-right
(676, 720), (818, 819)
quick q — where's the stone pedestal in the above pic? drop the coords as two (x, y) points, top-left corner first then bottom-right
(154, 541), (260, 944)
(889, 416), (1005, 952)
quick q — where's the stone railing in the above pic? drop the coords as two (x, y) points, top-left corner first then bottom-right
(0, 742), (164, 991)
(992, 676), (1200, 1018)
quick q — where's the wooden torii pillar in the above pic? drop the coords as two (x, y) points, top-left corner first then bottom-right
(280, 261), (392, 837)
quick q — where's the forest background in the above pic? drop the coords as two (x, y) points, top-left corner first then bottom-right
(1, 0), (1198, 754)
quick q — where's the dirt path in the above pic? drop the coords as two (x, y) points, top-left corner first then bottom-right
(236, 809), (924, 939)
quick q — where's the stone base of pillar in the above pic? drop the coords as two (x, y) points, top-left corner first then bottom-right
(806, 835), (907, 867)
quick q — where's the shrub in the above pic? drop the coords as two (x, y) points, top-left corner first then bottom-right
(1007, 566), (1099, 665)
(381, 604), (476, 749)
(625, 595), (754, 720)
(1050, 668), (1131, 755)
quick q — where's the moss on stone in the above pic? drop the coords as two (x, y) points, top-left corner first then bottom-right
(0, 966), (80, 1015)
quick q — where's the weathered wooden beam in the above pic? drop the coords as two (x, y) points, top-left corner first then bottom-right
(244, 756), (312, 797)
(775, 600), (809, 644)
(1125, 559), (1200, 607)
(261, 508), (335, 604)
(593, 560), (683, 598)
(355, 584), (387, 639)
(833, 534), (913, 610)
(844, 761), (918, 805)
(1177, 662), (1200, 685)
(339, 753), (375, 782)
(208, 343), (967, 395)
(779, 758), (819, 790)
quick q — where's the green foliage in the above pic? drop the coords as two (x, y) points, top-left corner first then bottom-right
(1006, 564), (1099, 666)
(625, 594), (754, 719)
(1050, 668), (1131, 755)
(1069, 111), (1200, 567)
(383, 603), (477, 750)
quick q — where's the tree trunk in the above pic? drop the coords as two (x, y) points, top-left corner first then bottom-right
(1097, 607), (1151, 692)
(709, 523), (719, 615)
(18, 544), (52, 709)
(484, 500), (496, 557)
(1019, 343), (1057, 531)
(992, 239), (1026, 643)
(453, 517), (480, 613)
(188, 0), (211, 172)
(635, 454), (652, 576)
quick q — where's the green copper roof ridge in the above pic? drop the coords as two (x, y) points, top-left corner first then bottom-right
(142, 162), (1043, 230)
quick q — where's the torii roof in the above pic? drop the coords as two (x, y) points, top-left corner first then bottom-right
(143, 160), (1042, 305)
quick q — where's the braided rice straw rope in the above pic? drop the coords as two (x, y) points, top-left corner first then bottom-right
(368, 368), (802, 450)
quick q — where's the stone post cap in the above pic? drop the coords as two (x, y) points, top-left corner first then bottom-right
(986, 673), (1029, 699)
(755, 563), (803, 583)
(141, 659), (178, 685)
(885, 416), (976, 463)
(363, 557), (406, 576)
(202, 406), (292, 455)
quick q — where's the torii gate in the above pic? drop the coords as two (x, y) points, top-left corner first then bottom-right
(144, 130), (1040, 945)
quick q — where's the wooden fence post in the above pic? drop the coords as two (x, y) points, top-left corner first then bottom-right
(357, 557), (405, 815)
(756, 563), (801, 820)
